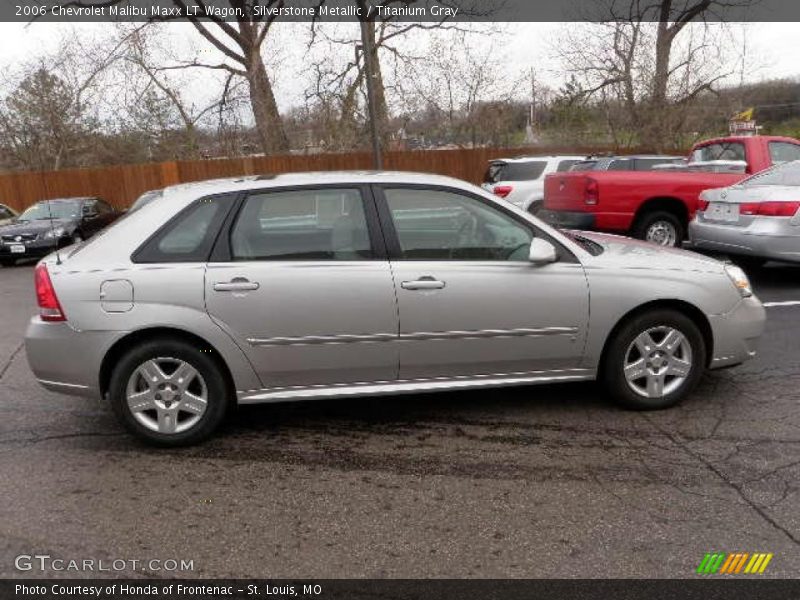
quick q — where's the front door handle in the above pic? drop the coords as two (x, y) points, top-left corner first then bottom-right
(401, 276), (446, 291)
(213, 277), (260, 292)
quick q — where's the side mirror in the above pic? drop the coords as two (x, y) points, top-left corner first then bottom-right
(529, 238), (557, 266)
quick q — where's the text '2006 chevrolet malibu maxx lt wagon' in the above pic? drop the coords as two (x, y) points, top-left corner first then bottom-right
(24, 172), (766, 445)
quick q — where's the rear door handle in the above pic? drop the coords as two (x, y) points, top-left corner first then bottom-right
(401, 276), (446, 291)
(213, 278), (260, 292)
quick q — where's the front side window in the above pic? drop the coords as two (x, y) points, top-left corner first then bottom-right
(769, 142), (800, 164)
(230, 188), (372, 261)
(384, 188), (533, 261)
(0, 206), (13, 219)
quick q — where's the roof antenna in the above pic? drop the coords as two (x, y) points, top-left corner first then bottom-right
(46, 200), (62, 265)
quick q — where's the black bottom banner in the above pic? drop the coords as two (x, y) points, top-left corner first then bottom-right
(5, 579), (800, 600)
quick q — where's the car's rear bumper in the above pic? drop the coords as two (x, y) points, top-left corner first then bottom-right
(689, 215), (800, 263)
(539, 209), (596, 229)
(24, 317), (125, 400)
(707, 296), (766, 369)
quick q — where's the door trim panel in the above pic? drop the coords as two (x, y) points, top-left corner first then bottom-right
(237, 367), (595, 403)
(399, 326), (578, 342)
(246, 333), (397, 347)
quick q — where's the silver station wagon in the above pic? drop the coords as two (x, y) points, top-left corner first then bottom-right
(25, 172), (765, 445)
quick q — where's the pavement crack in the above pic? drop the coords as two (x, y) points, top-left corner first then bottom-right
(644, 414), (800, 546)
(0, 342), (23, 380)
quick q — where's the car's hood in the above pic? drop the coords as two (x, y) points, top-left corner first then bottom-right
(0, 219), (75, 235)
(573, 231), (724, 273)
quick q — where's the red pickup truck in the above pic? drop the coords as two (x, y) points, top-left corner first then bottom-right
(542, 135), (800, 246)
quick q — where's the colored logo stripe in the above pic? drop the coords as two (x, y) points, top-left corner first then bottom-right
(697, 552), (773, 574)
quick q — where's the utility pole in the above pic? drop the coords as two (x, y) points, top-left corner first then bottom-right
(359, 19), (383, 169)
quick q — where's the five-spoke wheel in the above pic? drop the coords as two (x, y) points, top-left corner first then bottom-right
(109, 338), (229, 446)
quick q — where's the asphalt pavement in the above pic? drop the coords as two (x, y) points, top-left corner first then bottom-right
(1, 260), (799, 579)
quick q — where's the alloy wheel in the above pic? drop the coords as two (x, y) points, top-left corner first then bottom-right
(623, 326), (693, 398)
(125, 357), (208, 434)
(645, 221), (678, 246)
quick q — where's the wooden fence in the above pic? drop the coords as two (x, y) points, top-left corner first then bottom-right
(0, 145), (641, 211)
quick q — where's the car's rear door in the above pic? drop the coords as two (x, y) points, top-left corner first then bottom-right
(204, 185), (399, 390)
(374, 184), (590, 380)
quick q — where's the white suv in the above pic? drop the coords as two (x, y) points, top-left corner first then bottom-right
(482, 155), (585, 213)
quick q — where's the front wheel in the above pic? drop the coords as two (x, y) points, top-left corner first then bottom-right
(633, 211), (685, 247)
(108, 338), (229, 446)
(602, 309), (706, 410)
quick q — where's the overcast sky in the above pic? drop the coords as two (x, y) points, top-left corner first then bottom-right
(0, 21), (798, 113)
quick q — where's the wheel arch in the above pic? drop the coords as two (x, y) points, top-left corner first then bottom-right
(99, 327), (236, 402)
(633, 197), (689, 228)
(598, 299), (714, 374)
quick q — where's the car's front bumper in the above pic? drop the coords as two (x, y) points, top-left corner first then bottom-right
(689, 215), (800, 263)
(707, 296), (766, 369)
(539, 209), (596, 229)
(25, 317), (126, 400)
(0, 238), (66, 261)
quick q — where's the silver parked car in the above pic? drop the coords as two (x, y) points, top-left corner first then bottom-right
(690, 160), (800, 266)
(25, 172), (765, 445)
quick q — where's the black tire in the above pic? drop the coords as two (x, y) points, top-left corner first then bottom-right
(0, 258), (15, 267)
(601, 309), (706, 410)
(632, 210), (685, 247)
(108, 338), (229, 446)
(732, 255), (766, 270)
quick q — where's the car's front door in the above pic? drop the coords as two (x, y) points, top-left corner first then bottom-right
(375, 186), (590, 381)
(205, 186), (399, 390)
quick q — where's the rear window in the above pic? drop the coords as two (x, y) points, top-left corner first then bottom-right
(692, 142), (745, 162)
(484, 161), (547, 183)
(742, 160), (800, 186)
(570, 160), (599, 172)
(769, 142), (800, 164)
(556, 160), (580, 172)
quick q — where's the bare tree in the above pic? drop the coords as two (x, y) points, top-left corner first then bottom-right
(556, 0), (755, 150)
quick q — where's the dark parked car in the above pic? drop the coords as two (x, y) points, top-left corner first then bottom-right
(0, 197), (119, 267)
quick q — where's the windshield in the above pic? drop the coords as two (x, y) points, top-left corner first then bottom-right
(129, 190), (163, 212)
(18, 201), (81, 221)
(484, 161), (547, 183)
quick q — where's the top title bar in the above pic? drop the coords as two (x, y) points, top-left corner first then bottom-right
(4, 0), (800, 23)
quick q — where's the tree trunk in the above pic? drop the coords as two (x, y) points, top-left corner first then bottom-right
(364, 21), (390, 147)
(246, 53), (289, 155)
(643, 21), (674, 151)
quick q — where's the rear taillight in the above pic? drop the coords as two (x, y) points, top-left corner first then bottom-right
(493, 185), (513, 198)
(34, 263), (66, 322)
(585, 178), (599, 205)
(697, 199), (710, 211)
(740, 201), (800, 217)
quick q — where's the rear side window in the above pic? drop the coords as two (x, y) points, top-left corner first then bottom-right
(769, 142), (800, 164)
(484, 161), (547, 183)
(132, 196), (228, 263)
(570, 160), (598, 172)
(230, 188), (373, 261)
(635, 158), (682, 170)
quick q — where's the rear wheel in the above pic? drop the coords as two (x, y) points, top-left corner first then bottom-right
(527, 200), (544, 216)
(602, 309), (706, 410)
(633, 211), (685, 247)
(109, 338), (229, 446)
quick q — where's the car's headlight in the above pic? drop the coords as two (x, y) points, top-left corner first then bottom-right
(42, 226), (66, 240)
(724, 264), (753, 298)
